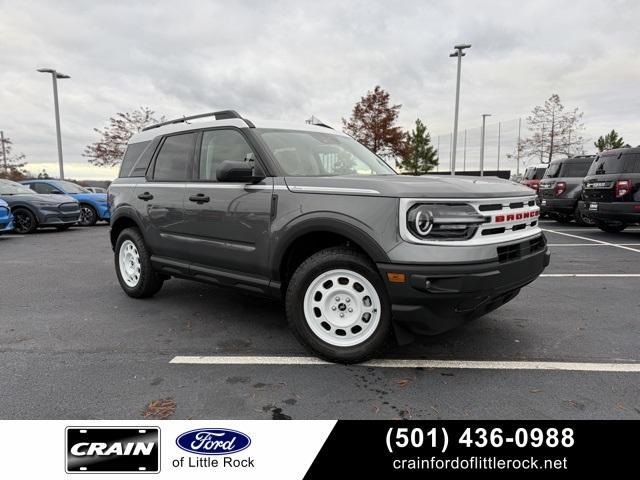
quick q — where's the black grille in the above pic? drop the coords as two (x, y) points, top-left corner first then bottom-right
(497, 235), (546, 263)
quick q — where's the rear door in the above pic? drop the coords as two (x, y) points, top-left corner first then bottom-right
(182, 128), (273, 280)
(139, 131), (197, 261)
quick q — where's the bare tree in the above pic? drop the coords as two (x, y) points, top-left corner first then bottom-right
(84, 107), (163, 168)
(0, 135), (29, 181)
(342, 86), (405, 163)
(522, 94), (585, 163)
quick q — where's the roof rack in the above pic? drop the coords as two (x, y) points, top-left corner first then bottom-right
(142, 110), (254, 131)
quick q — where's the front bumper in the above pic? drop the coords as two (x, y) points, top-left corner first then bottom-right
(40, 211), (81, 226)
(579, 201), (640, 224)
(539, 197), (576, 215)
(96, 203), (111, 220)
(0, 217), (14, 233)
(377, 236), (550, 336)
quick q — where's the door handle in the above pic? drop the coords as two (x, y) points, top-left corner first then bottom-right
(189, 193), (210, 204)
(137, 192), (154, 201)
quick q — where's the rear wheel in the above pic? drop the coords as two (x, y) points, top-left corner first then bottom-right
(595, 221), (627, 233)
(115, 227), (164, 298)
(573, 206), (595, 227)
(78, 204), (98, 226)
(12, 208), (37, 234)
(285, 247), (391, 363)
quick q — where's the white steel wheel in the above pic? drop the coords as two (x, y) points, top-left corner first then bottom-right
(119, 239), (141, 287)
(303, 269), (381, 347)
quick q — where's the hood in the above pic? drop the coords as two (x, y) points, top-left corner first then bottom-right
(0, 193), (78, 205)
(284, 174), (536, 198)
(0, 199), (8, 208)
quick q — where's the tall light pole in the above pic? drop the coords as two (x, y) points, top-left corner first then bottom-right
(37, 68), (70, 179)
(1, 130), (7, 173)
(449, 43), (471, 176)
(479, 113), (491, 176)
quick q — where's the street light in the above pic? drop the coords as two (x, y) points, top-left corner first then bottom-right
(37, 68), (70, 179)
(479, 113), (491, 176)
(449, 43), (471, 176)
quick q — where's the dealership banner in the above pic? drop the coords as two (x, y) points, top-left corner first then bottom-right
(0, 420), (634, 477)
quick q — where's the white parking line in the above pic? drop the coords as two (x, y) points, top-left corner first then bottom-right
(169, 356), (640, 372)
(548, 243), (640, 246)
(542, 228), (640, 254)
(541, 274), (640, 277)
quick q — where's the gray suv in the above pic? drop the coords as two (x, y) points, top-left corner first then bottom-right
(109, 111), (550, 363)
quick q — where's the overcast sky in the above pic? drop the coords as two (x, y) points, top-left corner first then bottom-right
(1, 0), (639, 180)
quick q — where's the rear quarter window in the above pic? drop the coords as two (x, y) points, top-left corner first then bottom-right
(119, 141), (151, 177)
(621, 153), (640, 173)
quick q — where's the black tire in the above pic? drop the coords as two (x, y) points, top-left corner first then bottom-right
(595, 221), (627, 233)
(78, 204), (98, 226)
(285, 247), (391, 364)
(573, 205), (595, 227)
(554, 214), (572, 224)
(114, 227), (164, 298)
(12, 208), (37, 234)
(55, 224), (72, 231)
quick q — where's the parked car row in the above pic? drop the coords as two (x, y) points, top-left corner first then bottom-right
(0, 178), (109, 234)
(523, 147), (640, 232)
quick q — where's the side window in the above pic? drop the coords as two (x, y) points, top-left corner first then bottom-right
(152, 133), (197, 181)
(199, 130), (255, 181)
(32, 183), (60, 194)
(119, 141), (150, 177)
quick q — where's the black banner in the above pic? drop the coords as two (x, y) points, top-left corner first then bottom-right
(305, 421), (636, 477)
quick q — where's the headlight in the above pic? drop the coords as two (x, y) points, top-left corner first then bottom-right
(406, 203), (486, 241)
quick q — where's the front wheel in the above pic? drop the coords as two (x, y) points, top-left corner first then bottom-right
(78, 204), (98, 226)
(285, 247), (391, 363)
(12, 208), (37, 234)
(115, 227), (164, 298)
(595, 221), (627, 233)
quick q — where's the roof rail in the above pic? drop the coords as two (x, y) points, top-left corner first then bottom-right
(142, 110), (253, 131)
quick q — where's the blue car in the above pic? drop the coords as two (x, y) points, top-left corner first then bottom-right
(0, 198), (14, 234)
(22, 179), (110, 226)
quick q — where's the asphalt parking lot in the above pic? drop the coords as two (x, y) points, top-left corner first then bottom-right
(1, 220), (639, 420)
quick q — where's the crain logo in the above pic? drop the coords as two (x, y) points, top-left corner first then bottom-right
(66, 427), (160, 473)
(176, 428), (251, 455)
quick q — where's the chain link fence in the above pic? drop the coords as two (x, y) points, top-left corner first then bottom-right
(432, 118), (588, 176)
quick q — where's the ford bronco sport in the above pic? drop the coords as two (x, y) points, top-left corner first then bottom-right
(538, 155), (595, 226)
(109, 110), (550, 363)
(579, 147), (640, 232)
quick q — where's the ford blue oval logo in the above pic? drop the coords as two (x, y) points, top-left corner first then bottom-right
(176, 429), (251, 455)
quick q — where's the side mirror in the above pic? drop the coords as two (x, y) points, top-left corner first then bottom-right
(216, 161), (265, 183)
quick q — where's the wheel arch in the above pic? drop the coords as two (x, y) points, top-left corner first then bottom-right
(110, 209), (144, 250)
(272, 215), (390, 287)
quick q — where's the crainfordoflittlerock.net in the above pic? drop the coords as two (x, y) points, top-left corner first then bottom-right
(393, 456), (568, 471)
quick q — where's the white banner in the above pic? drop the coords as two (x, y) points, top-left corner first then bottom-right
(0, 420), (336, 479)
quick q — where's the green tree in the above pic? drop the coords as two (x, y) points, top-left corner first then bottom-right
(399, 119), (439, 174)
(594, 130), (627, 152)
(342, 86), (406, 163)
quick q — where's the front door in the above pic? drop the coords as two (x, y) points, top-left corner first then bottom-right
(182, 128), (273, 281)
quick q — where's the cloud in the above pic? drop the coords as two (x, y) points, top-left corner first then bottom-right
(1, 0), (639, 178)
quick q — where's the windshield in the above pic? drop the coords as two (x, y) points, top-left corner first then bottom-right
(0, 179), (36, 195)
(55, 181), (90, 194)
(257, 129), (396, 176)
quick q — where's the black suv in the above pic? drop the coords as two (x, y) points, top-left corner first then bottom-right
(579, 147), (640, 232)
(109, 111), (549, 363)
(538, 155), (595, 226)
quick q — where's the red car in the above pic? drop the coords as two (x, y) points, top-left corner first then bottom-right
(520, 164), (548, 192)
